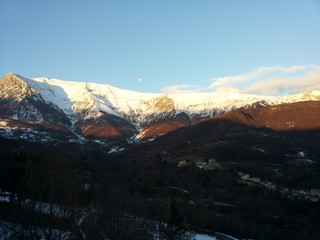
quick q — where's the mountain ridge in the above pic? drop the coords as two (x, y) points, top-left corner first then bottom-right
(1, 72), (320, 145)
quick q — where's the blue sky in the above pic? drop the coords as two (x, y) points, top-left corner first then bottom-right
(1, 0), (320, 94)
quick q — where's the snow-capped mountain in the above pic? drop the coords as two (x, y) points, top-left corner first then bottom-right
(1, 72), (320, 144)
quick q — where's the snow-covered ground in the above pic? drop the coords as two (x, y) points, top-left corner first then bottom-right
(108, 146), (125, 153)
(0, 221), (71, 240)
(0, 189), (237, 240)
(0, 189), (12, 203)
(194, 234), (216, 239)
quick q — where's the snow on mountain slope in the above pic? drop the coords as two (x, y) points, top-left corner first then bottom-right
(20, 74), (320, 124)
(0, 73), (71, 124)
(1, 72), (320, 142)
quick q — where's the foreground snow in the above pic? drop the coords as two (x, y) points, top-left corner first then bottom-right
(0, 221), (71, 240)
(195, 234), (217, 240)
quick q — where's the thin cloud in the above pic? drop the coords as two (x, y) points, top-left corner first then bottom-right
(209, 65), (320, 95)
(161, 65), (320, 96)
(162, 84), (201, 93)
(241, 69), (320, 95)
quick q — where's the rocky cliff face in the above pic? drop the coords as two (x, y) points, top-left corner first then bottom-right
(0, 72), (319, 145)
(0, 73), (37, 99)
(0, 73), (75, 142)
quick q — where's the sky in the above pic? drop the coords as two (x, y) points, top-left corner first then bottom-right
(1, 0), (320, 95)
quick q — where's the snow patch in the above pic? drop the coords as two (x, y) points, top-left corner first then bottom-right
(93, 140), (106, 146)
(0, 189), (12, 203)
(304, 159), (314, 163)
(252, 146), (265, 153)
(195, 234), (216, 240)
(108, 146), (125, 154)
(0, 127), (13, 137)
(215, 232), (239, 240)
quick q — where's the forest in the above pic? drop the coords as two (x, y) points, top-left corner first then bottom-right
(0, 128), (320, 240)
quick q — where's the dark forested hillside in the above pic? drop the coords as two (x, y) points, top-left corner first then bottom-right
(0, 101), (320, 239)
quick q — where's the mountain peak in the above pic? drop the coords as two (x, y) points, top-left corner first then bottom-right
(0, 72), (37, 98)
(1, 72), (27, 86)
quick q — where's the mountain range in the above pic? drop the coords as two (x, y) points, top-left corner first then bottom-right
(1, 72), (320, 148)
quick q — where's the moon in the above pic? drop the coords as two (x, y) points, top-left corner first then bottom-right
(138, 78), (142, 82)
